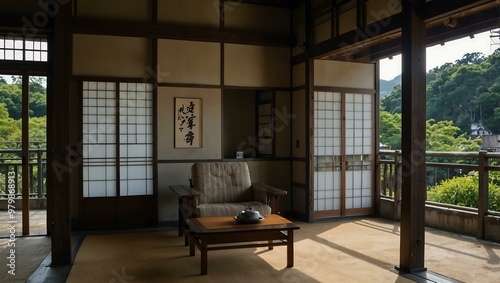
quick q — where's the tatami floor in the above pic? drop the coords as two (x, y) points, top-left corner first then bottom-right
(1, 215), (499, 282)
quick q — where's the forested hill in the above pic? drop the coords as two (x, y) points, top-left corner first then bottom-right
(380, 50), (500, 135)
(380, 75), (401, 98)
(0, 77), (47, 146)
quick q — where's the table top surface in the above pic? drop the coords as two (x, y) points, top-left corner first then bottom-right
(189, 214), (300, 233)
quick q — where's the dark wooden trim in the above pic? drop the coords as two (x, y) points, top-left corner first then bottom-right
(398, 0), (427, 273)
(307, 0), (500, 61)
(71, 19), (290, 47)
(22, 71), (30, 235)
(369, 7), (500, 61)
(158, 157), (291, 163)
(49, 1), (72, 266)
(340, 92), (346, 216)
(223, 85), (290, 91)
(0, 61), (49, 73)
(115, 82), (121, 199)
(0, 18), (54, 34)
(156, 82), (220, 89)
(305, 0), (314, 223)
(151, 0), (158, 25)
(158, 159), (222, 164)
(424, 0), (497, 22)
(374, 62), (381, 214)
(313, 86), (376, 94)
(152, 31), (159, 225)
(227, 0), (302, 9)
(72, 76), (148, 83)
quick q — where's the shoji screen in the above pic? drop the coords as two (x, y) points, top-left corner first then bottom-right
(314, 91), (342, 215)
(82, 81), (153, 198)
(314, 91), (374, 218)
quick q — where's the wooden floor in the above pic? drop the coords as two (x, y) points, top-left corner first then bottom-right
(0, 209), (47, 238)
(66, 217), (499, 283)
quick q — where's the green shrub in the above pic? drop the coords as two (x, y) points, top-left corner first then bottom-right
(427, 171), (500, 211)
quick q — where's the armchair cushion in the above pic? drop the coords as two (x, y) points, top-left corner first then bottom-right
(190, 162), (283, 218)
(191, 162), (253, 204)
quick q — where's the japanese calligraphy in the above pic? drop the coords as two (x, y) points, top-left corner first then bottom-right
(175, 98), (201, 148)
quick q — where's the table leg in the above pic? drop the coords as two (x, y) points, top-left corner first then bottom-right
(178, 200), (183, 237)
(287, 229), (294, 267)
(268, 239), (274, 250)
(189, 236), (195, 256)
(201, 236), (208, 275)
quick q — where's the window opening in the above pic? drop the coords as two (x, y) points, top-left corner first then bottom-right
(0, 35), (48, 62)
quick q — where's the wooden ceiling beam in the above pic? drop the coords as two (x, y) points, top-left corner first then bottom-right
(71, 19), (290, 47)
(368, 6), (500, 61)
(307, 0), (500, 61)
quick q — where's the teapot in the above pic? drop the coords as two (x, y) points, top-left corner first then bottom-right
(238, 207), (261, 220)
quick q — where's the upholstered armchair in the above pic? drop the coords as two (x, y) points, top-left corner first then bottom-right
(171, 162), (287, 244)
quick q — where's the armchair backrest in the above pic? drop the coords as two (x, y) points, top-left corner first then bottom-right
(191, 162), (253, 204)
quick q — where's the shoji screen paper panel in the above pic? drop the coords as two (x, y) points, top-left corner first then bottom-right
(82, 82), (153, 198)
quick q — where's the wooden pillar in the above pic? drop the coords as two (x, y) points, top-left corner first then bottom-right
(47, 0), (72, 266)
(477, 150), (488, 239)
(305, 0), (315, 223)
(22, 71), (30, 235)
(398, 0), (427, 273)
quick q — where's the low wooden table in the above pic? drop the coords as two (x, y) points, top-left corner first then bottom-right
(188, 214), (300, 275)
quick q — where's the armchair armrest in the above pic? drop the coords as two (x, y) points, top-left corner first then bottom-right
(252, 183), (287, 214)
(170, 185), (201, 246)
(170, 184), (201, 199)
(170, 184), (200, 218)
(253, 183), (287, 196)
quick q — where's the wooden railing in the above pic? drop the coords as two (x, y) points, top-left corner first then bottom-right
(0, 148), (47, 198)
(378, 149), (500, 214)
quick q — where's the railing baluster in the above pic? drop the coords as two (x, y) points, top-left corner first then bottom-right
(394, 150), (402, 220)
(37, 150), (43, 198)
(14, 165), (19, 196)
(382, 163), (388, 197)
(30, 163), (35, 196)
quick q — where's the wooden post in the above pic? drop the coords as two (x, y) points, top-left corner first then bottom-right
(398, 0), (427, 273)
(477, 150), (488, 239)
(394, 150), (402, 220)
(48, 0), (73, 266)
(22, 72), (30, 235)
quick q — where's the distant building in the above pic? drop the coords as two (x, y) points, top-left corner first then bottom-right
(469, 122), (492, 138)
(481, 134), (500, 152)
(469, 122), (500, 152)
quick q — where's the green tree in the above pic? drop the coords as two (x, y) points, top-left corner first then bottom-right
(0, 83), (22, 119)
(0, 103), (19, 143)
(380, 85), (401, 114)
(379, 110), (401, 149)
(426, 119), (479, 152)
(379, 111), (480, 152)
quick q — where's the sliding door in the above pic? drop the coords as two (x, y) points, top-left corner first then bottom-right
(81, 81), (156, 229)
(313, 91), (374, 218)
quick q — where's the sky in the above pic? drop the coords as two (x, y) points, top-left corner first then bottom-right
(379, 30), (500, 81)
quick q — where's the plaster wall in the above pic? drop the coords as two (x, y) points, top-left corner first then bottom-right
(73, 34), (151, 78)
(314, 60), (375, 89)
